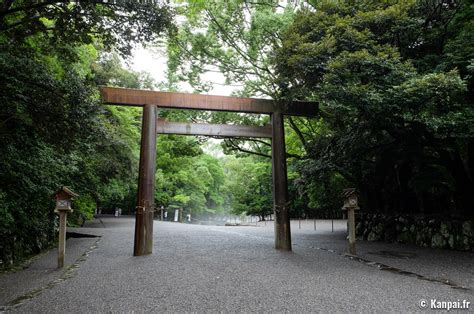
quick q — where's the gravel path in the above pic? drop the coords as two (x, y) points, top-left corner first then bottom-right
(1, 217), (472, 312)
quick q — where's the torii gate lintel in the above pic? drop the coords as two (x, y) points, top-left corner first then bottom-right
(101, 87), (318, 255)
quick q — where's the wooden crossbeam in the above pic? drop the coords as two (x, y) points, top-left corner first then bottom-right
(101, 87), (318, 116)
(156, 120), (272, 138)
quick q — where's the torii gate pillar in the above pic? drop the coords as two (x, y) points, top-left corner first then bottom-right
(272, 111), (291, 251)
(134, 104), (157, 256)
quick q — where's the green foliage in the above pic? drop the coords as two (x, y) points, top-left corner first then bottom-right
(169, 0), (299, 161)
(3, 0), (474, 267)
(0, 36), (104, 265)
(155, 135), (226, 216)
(69, 194), (96, 227)
(223, 156), (273, 219)
(172, 0), (295, 96)
(277, 0), (474, 217)
(93, 53), (156, 89)
(0, 1), (174, 266)
(0, 0), (174, 56)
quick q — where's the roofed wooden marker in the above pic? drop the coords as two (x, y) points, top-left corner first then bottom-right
(100, 86), (318, 116)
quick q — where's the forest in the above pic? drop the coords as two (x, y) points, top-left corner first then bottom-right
(1, 0), (473, 265)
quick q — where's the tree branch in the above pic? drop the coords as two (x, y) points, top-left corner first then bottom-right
(206, 10), (273, 75)
(288, 116), (307, 149)
(0, 0), (58, 18)
(248, 138), (271, 146)
(228, 138), (271, 158)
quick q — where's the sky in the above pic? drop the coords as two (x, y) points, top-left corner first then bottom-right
(129, 46), (237, 97)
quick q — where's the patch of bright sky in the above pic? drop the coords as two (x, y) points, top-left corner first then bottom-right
(130, 45), (239, 97)
(201, 139), (226, 158)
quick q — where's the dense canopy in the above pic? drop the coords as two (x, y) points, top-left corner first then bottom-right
(1, 0), (473, 265)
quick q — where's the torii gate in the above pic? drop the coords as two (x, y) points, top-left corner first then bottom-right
(100, 87), (318, 256)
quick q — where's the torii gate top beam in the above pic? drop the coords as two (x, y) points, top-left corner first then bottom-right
(101, 87), (318, 117)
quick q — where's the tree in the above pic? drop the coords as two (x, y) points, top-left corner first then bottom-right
(155, 135), (227, 217)
(223, 156), (273, 220)
(276, 0), (474, 217)
(167, 1), (323, 219)
(0, 0), (175, 265)
(0, 40), (104, 264)
(169, 0), (315, 157)
(1, 0), (174, 56)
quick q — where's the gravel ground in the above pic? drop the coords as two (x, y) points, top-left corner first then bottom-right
(1, 217), (472, 313)
(0, 237), (99, 306)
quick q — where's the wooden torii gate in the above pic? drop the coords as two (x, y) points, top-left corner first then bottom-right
(101, 87), (318, 256)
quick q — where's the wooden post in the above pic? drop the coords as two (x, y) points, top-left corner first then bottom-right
(134, 104), (157, 256)
(341, 188), (359, 255)
(58, 211), (67, 268)
(347, 208), (356, 255)
(53, 186), (77, 267)
(271, 112), (291, 251)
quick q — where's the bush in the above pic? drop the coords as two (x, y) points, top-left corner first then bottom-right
(69, 194), (96, 226)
